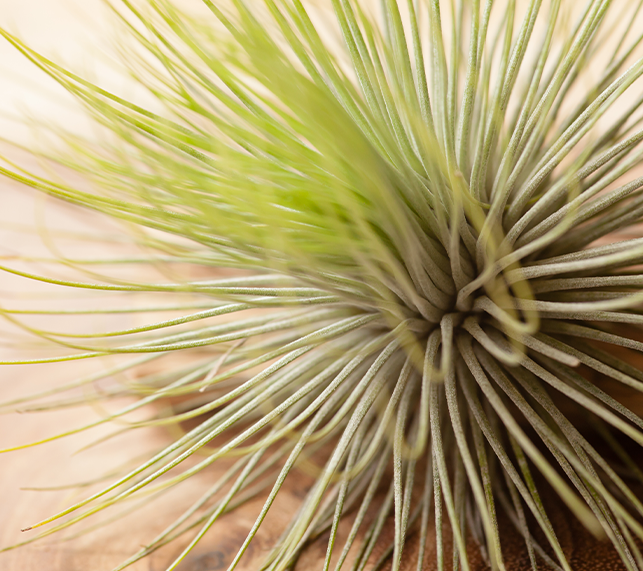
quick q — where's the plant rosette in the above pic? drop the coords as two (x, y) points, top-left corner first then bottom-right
(3, 1), (643, 570)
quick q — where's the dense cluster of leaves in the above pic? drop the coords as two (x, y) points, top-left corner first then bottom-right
(4, 0), (643, 569)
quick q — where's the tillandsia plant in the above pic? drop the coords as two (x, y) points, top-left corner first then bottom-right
(6, 0), (643, 569)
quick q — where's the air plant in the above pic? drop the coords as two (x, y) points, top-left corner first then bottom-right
(4, 0), (643, 569)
